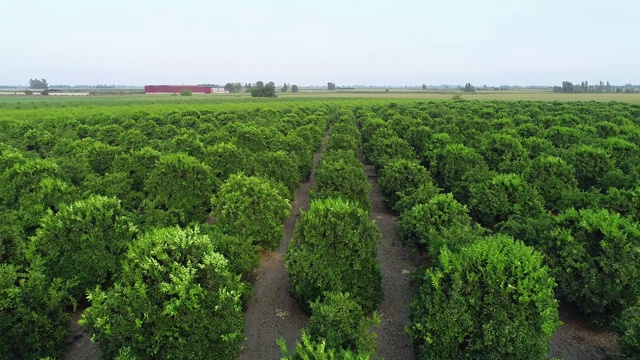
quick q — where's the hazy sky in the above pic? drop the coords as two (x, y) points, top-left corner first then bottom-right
(1, 0), (638, 86)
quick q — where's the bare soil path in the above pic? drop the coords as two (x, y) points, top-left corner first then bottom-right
(359, 151), (423, 360)
(239, 130), (331, 360)
(549, 304), (622, 360)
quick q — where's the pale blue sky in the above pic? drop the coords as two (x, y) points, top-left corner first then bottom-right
(1, 0), (638, 86)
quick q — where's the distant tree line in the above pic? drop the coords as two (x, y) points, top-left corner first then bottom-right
(223, 83), (242, 93)
(250, 81), (277, 97)
(462, 83), (475, 92)
(553, 81), (639, 93)
(29, 78), (48, 89)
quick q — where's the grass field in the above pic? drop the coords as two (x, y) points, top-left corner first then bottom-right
(1, 91), (640, 119)
(281, 90), (640, 102)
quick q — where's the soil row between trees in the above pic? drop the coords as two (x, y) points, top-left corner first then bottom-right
(238, 128), (331, 360)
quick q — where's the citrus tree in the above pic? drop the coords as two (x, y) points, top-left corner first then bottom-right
(81, 227), (246, 360)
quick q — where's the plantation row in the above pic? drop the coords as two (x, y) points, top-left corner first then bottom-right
(0, 106), (330, 359)
(355, 100), (640, 358)
(282, 113), (383, 358)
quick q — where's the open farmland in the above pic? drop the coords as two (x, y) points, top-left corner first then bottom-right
(1, 98), (639, 359)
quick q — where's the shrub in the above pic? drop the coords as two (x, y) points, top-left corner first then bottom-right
(311, 151), (370, 210)
(366, 134), (415, 169)
(286, 198), (382, 313)
(468, 173), (545, 229)
(142, 153), (215, 228)
(199, 224), (260, 280)
(434, 144), (488, 202)
(211, 174), (290, 249)
(202, 142), (251, 181)
(81, 227), (246, 360)
(542, 208), (640, 324)
(524, 155), (579, 212)
(378, 159), (432, 209)
(393, 183), (440, 214)
(28, 195), (137, 300)
(0, 158), (61, 211)
(278, 330), (370, 360)
(398, 193), (480, 257)
(0, 264), (71, 360)
(180, 89), (192, 96)
(479, 133), (528, 172)
(251, 150), (302, 198)
(0, 211), (26, 264)
(307, 292), (379, 355)
(619, 304), (640, 359)
(408, 235), (559, 359)
(569, 145), (615, 190)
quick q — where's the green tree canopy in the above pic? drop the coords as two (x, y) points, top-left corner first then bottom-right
(28, 195), (137, 300)
(81, 227), (246, 360)
(286, 198), (382, 313)
(211, 173), (290, 249)
(408, 235), (559, 359)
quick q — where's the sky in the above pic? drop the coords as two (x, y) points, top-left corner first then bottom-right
(1, 0), (639, 87)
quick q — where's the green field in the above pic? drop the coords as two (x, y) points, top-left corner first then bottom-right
(1, 89), (640, 111)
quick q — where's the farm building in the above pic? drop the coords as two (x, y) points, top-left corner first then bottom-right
(145, 85), (212, 94)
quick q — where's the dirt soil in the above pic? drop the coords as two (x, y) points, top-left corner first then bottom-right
(61, 308), (100, 360)
(238, 131), (330, 360)
(549, 303), (623, 359)
(359, 152), (423, 360)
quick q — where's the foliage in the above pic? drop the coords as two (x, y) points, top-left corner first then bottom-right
(479, 133), (528, 172)
(211, 174), (290, 249)
(199, 224), (260, 280)
(408, 235), (559, 359)
(28, 195), (137, 300)
(142, 153), (215, 228)
(0, 264), (71, 360)
(311, 150), (370, 210)
(278, 330), (370, 360)
(251, 150), (301, 198)
(81, 227), (246, 360)
(392, 183), (440, 214)
(569, 145), (615, 190)
(541, 208), (640, 324)
(202, 142), (250, 181)
(524, 155), (579, 212)
(398, 193), (480, 257)
(286, 198), (382, 313)
(365, 134), (415, 169)
(619, 304), (640, 359)
(0, 211), (26, 264)
(378, 159), (432, 209)
(250, 81), (277, 97)
(307, 292), (379, 356)
(468, 173), (545, 229)
(180, 89), (192, 96)
(434, 143), (488, 202)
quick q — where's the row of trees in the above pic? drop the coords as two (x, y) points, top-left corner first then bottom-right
(358, 108), (560, 358)
(356, 100), (640, 358)
(28, 78), (48, 89)
(223, 82), (300, 94)
(552, 80), (639, 93)
(0, 105), (332, 358)
(284, 113), (383, 358)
